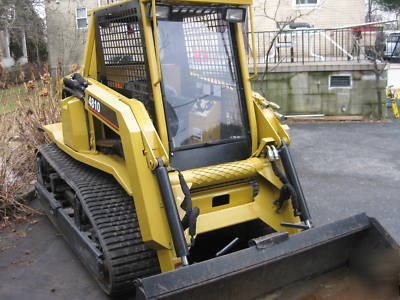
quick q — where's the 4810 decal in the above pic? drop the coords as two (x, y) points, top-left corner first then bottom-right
(88, 96), (101, 113)
(87, 95), (119, 130)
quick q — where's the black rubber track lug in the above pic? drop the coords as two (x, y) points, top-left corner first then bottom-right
(36, 144), (160, 295)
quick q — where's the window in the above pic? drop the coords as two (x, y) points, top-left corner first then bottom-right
(297, 0), (317, 3)
(387, 34), (400, 43)
(329, 75), (352, 89)
(76, 8), (88, 29)
(157, 12), (248, 150)
(293, 0), (319, 9)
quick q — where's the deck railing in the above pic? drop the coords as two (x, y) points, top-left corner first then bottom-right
(247, 21), (399, 66)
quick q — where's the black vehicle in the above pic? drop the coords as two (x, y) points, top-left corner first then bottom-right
(384, 32), (400, 61)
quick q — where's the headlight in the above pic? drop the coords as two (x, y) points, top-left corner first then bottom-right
(148, 4), (170, 20)
(224, 8), (246, 23)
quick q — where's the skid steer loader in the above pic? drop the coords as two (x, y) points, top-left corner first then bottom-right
(35, 0), (400, 298)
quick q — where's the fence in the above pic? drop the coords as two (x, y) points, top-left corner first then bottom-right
(247, 21), (399, 66)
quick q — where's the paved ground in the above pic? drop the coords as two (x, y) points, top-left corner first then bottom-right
(290, 122), (400, 241)
(1, 122), (399, 300)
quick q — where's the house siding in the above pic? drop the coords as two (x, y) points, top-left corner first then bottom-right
(45, 0), (116, 74)
(253, 0), (366, 31)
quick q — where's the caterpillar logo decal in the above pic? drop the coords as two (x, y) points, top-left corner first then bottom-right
(88, 95), (119, 130)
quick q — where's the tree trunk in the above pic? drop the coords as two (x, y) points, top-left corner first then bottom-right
(36, 38), (40, 63)
(375, 71), (382, 120)
(367, 0), (372, 22)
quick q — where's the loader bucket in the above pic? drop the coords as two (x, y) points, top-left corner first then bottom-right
(135, 213), (400, 300)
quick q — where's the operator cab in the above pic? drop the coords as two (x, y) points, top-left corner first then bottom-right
(156, 4), (251, 170)
(94, 2), (251, 170)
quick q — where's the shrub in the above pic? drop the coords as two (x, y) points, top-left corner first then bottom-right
(0, 65), (60, 227)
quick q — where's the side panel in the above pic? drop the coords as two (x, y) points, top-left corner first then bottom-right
(61, 97), (90, 152)
(253, 93), (290, 146)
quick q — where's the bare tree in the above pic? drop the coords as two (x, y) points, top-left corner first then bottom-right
(0, 0), (46, 63)
(366, 0), (382, 22)
(256, 0), (325, 80)
(247, 0), (325, 100)
(368, 28), (388, 120)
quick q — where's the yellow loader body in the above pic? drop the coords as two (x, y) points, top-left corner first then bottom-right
(35, 0), (400, 298)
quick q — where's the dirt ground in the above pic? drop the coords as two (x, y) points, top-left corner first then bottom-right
(1, 122), (400, 300)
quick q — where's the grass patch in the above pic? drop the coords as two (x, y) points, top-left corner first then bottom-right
(0, 85), (29, 113)
(0, 81), (50, 114)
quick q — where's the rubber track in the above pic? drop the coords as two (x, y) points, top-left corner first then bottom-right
(39, 144), (160, 294)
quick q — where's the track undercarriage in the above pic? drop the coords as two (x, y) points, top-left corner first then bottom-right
(36, 144), (160, 295)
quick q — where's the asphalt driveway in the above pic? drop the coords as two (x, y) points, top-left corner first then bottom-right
(290, 122), (400, 241)
(1, 122), (399, 300)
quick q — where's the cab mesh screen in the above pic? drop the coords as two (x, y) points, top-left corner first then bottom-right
(97, 7), (151, 102)
(182, 12), (237, 89)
